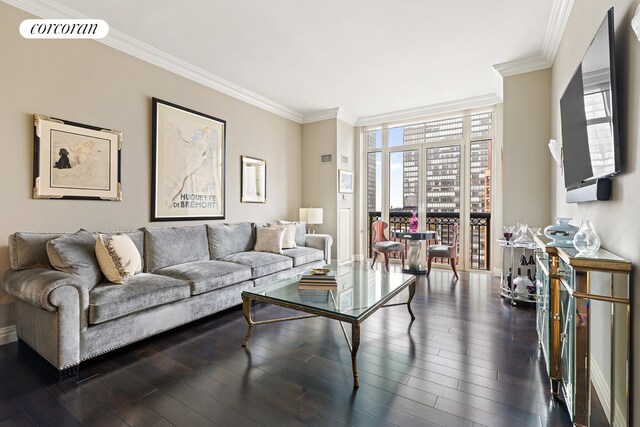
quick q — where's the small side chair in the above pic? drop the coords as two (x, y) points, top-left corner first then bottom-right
(370, 220), (405, 271)
(427, 223), (459, 279)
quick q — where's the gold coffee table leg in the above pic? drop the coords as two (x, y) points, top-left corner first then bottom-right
(241, 296), (254, 347)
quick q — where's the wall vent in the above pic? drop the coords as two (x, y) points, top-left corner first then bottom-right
(321, 154), (332, 163)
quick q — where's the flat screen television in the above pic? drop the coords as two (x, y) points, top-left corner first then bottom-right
(560, 7), (620, 202)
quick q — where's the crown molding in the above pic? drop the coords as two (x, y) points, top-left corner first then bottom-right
(302, 108), (340, 124)
(355, 94), (501, 127)
(302, 107), (357, 126)
(336, 109), (357, 127)
(493, 55), (551, 77)
(493, 0), (573, 77)
(542, 0), (575, 63)
(2, 0), (304, 123)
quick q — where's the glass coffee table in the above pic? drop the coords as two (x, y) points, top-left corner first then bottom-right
(241, 265), (416, 387)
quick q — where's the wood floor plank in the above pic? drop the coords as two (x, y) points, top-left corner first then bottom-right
(139, 391), (216, 427)
(0, 414), (37, 427)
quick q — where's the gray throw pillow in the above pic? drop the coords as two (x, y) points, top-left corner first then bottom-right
(47, 229), (103, 286)
(9, 232), (65, 270)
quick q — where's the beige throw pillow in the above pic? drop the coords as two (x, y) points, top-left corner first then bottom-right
(95, 233), (142, 284)
(253, 226), (285, 254)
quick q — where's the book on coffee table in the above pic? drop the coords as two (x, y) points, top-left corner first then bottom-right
(298, 271), (337, 290)
(298, 283), (337, 290)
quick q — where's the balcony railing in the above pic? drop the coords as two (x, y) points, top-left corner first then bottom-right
(367, 211), (491, 270)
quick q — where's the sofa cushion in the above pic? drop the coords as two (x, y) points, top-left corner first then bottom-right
(145, 225), (209, 272)
(9, 232), (66, 270)
(222, 252), (293, 278)
(88, 273), (190, 325)
(46, 229), (103, 286)
(207, 222), (255, 260)
(95, 233), (142, 284)
(282, 247), (324, 267)
(155, 260), (252, 295)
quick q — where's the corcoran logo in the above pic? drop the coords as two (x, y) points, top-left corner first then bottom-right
(19, 19), (109, 39)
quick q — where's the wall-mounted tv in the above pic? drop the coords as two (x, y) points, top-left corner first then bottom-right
(560, 7), (620, 202)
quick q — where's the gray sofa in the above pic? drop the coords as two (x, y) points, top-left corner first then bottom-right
(1, 222), (332, 376)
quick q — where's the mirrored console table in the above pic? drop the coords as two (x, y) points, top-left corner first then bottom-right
(534, 236), (632, 427)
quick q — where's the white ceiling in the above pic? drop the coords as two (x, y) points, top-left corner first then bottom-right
(7, 0), (573, 124)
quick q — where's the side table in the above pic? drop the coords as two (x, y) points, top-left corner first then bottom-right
(393, 231), (437, 275)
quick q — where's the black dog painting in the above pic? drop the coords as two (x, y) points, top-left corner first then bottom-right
(53, 148), (72, 169)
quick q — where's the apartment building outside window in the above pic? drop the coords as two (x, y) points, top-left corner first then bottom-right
(364, 110), (493, 271)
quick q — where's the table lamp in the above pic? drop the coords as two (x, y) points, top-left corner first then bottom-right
(299, 207), (323, 233)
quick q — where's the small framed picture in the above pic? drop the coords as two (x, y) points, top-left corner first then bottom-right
(241, 155), (266, 203)
(33, 114), (122, 200)
(151, 98), (226, 221)
(338, 169), (353, 193)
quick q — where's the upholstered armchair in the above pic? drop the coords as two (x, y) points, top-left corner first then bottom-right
(370, 220), (405, 271)
(427, 224), (459, 279)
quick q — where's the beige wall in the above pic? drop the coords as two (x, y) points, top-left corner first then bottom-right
(301, 119), (338, 259)
(0, 3), (302, 329)
(550, 0), (640, 420)
(502, 69), (552, 229)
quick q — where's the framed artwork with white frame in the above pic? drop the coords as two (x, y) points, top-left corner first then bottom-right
(241, 155), (266, 203)
(338, 169), (353, 193)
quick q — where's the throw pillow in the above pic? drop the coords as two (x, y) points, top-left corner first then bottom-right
(277, 220), (306, 247)
(275, 223), (297, 249)
(95, 233), (142, 284)
(253, 226), (285, 254)
(47, 229), (103, 286)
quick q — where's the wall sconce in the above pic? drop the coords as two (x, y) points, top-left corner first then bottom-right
(632, 5), (640, 40)
(299, 207), (323, 233)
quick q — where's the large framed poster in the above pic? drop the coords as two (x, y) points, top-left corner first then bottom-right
(151, 98), (226, 221)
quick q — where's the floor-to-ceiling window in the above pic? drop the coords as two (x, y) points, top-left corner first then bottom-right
(365, 110), (494, 271)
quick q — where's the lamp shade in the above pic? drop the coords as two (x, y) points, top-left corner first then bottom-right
(299, 207), (323, 224)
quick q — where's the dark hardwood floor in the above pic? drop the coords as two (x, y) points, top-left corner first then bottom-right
(0, 265), (573, 426)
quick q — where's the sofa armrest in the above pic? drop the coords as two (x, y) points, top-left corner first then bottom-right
(305, 234), (333, 263)
(2, 268), (89, 314)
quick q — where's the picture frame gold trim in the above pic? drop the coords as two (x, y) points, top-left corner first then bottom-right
(151, 98), (226, 221)
(33, 114), (122, 200)
(241, 155), (266, 203)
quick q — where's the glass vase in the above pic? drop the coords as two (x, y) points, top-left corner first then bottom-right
(573, 220), (601, 255)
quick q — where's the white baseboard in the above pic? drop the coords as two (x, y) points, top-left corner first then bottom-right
(0, 326), (17, 346)
(353, 255), (364, 262)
